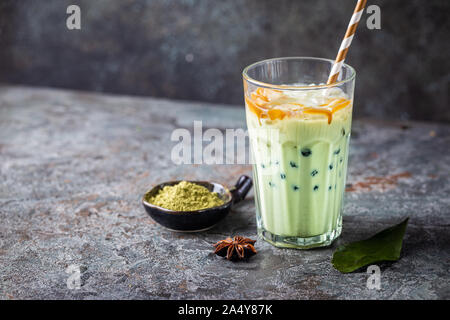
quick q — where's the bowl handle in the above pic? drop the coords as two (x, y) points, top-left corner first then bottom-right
(230, 175), (253, 205)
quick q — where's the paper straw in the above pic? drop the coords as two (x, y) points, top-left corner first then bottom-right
(327, 0), (367, 84)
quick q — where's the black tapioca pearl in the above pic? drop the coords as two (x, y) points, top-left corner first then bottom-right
(292, 185), (300, 191)
(329, 186), (332, 191)
(342, 128), (346, 136)
(329, 164), (333, 170)
(269, 181), (275, 187)
(311, 169), (319, 177)
(340, 157), (343, 163)
(261, 164), (265, 168)
(275, 160), (279, 165)
(280, 173), (286, 179)
(334, 148), (341, 155)
(289, 161), (298, 168)
(301, 148), (311, 157)
(313, 185), (319, 191)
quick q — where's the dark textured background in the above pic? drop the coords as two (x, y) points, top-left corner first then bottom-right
(0, 0), (449, 122)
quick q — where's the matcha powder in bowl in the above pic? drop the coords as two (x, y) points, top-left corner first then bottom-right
(146, 181), (225, 211)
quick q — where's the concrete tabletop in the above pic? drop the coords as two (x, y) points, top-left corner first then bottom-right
(0, 86), (449, 300)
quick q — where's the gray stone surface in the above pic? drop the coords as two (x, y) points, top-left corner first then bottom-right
(0, 0), (449, 122)
(0, 85), (449, 300)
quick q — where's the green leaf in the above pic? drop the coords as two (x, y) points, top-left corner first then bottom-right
(332, 218), (409, 273)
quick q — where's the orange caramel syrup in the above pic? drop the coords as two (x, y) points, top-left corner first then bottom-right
(244, 87), (351, 125)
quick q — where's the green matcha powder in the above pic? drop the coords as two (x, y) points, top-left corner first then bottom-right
(147, 181), (224, 211)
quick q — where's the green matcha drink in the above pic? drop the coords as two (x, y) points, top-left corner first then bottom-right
(243, 57), (356, 248)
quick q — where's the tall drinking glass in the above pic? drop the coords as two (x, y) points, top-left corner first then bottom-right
(243, 57), (356, 249)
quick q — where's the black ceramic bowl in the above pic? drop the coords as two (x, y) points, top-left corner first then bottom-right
(142, 175), (252, 232)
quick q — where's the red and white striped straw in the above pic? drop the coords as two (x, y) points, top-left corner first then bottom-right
(327, 0), (367, 84)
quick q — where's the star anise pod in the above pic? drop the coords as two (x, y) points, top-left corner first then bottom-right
(213, 236), (257, 261)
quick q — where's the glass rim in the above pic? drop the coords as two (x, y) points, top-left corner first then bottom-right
(242, 56), (356, 90)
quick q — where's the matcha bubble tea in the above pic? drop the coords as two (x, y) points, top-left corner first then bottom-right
(243, 57), (356, 249)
